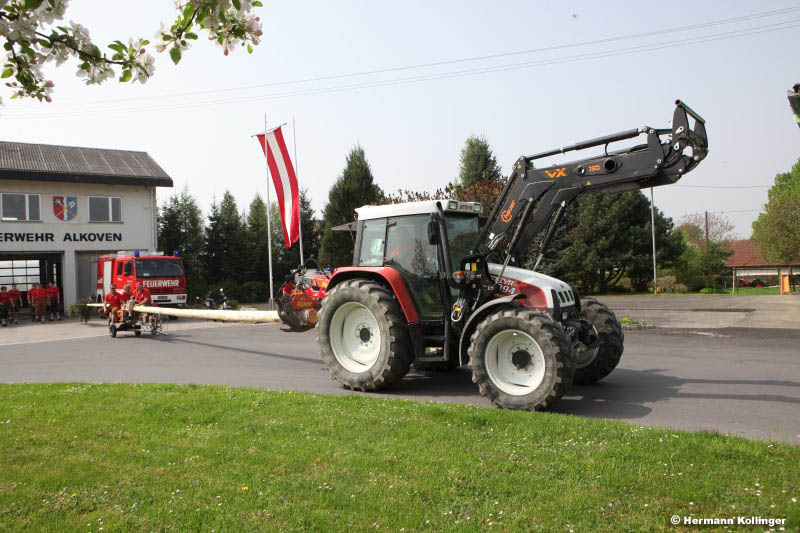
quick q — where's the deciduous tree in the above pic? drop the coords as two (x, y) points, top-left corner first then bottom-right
(1, 0), (263, 102)
(536, 191), (683, 293)
(751, 157), (800, 264)
(676, 212), (735, 246)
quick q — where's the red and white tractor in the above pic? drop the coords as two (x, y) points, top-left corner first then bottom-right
(317, 101), (709, 410)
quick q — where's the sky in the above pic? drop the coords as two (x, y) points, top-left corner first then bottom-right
(2, 0), (799, 239)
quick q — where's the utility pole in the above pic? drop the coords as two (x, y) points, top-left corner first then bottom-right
(705, 210), (711, 289)
(650, 187), (657, 295)
(293, 117), (304, 265)
(264, 114), (275, 310)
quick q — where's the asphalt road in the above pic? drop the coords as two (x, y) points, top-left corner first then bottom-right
(2, 319), (798, 443)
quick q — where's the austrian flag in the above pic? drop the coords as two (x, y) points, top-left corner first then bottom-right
(256, 126), (299, 248)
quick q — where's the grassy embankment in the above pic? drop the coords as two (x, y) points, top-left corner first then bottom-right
(0, 384), (797, 531)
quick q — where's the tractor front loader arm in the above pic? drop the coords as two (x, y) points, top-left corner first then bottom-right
(477, 100), (708, 265)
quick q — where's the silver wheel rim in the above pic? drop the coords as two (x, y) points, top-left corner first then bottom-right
(330, 302), (382, 373)
(485, 329), (546, 396)
(575, 326), (600, 369)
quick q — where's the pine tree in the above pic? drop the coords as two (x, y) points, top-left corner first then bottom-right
(157, 186), (205, 296)
(457, 135), (502, 187)
(217, 191), (247, 283)
(453, 135), (506, 211)
(320, 146), (383, 267)
(202, 201), (225, 284)
(245, 193), (269, 283)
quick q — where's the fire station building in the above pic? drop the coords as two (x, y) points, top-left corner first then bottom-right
(0, 141), (173, 309)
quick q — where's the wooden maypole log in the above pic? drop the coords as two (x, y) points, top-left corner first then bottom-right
(87, 304), (281, 323)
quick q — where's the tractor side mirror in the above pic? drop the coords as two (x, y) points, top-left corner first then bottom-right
(427, 220), (439, 246)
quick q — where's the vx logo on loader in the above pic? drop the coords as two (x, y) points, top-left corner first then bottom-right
(545, 167), (566, 179)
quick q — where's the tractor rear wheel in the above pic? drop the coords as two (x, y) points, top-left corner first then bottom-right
(574, 298), (624, 385)
(469, 308), (573, 411)
(318, 279), (413, 391)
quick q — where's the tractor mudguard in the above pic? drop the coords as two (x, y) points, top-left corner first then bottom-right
(327, 266), (420, 324)
(458, 294), (524, 366)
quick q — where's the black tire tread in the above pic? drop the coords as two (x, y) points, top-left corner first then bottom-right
(317, 279), (413, 391)
(574, 298), (624, 385)
(468, 308), (574, 411)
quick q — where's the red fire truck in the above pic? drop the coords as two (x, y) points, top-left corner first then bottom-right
(96, 251), (187, 308)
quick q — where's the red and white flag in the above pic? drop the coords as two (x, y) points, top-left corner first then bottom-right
(256, 126), (299, 248)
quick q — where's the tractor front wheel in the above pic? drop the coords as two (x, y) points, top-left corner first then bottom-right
(469, 308), (574, 411)
(318, 279), (413, 391)
(574, 298), (624, 385)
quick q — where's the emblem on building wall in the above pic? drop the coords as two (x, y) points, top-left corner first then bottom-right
(53, 196), (77, 221)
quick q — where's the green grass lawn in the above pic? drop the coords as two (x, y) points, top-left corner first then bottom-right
(734, 286), (781, 295)
(1, 384), (797, 531)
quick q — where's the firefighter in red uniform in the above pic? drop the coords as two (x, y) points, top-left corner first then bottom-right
(30, 283), (48, 323)
(46, 281), (62, 321)
(133, 282), (152, 306)
(133, 282), (152, 325)
(119, 284), (134, 321)
(103, 284), (122, 326)
(0, 286), (10, 327)
(7, 284), (22, 325)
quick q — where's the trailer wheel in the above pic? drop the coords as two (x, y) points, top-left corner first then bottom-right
(574, 298), (624, 385)
(109, 324), (117, 338)
(134, 330), (141, 337)
(318, 279), (413, 391)
(469, 308), (573, 411)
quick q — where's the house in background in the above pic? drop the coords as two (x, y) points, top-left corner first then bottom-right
(725, 239), (799, 294)
(0, 141), (173, 309)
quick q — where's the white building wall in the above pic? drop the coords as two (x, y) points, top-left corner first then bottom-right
(0, 180), (157, 308)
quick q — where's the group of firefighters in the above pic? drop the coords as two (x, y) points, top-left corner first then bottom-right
(0, 282), (62, 327)
(0, 281), (156, 329)
(102, 282), (153, 326)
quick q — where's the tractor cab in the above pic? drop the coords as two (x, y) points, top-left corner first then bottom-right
(351, 200), (482, 319)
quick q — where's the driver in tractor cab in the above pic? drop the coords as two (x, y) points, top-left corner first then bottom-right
(103, 284), (121, 326)
(388, 225), (415, 261)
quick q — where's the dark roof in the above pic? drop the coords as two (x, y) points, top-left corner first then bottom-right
(0, 141), (173, 187)
(725, 239), (800, 268)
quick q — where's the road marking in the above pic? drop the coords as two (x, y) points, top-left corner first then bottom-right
(0, 332), (109, 347)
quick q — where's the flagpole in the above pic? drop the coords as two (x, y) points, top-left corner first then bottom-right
(292, 117), (304, 265)
(264, 113), (275, 310)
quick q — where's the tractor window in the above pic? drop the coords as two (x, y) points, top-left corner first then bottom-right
(357, 218), (387, 266)
(386, 215), (442, 318)
(445, 215), (480, 268)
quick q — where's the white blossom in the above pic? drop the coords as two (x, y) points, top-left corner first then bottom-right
(2, 0), (263, 101)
